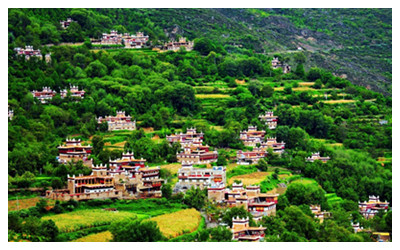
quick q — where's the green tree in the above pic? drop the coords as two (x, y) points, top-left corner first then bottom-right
(109, 218), (163, 242)
(257, 158), (268, 171)
(208, 226), (232, 242)
(295, 63), (305, 79)
(216, 154), (227, 166)
(193, 38), (217, 56)
(260, 85), (274, 98)
(284, 182), (327, 208)
(284, 86), (293, 95)
(161, 183), (172, 199)
(36, 198), (48, 214)
(294, 52), (307, 64)
(85, 60), (108, 78)
(281, 206), (318, 240)
(40, 219), (59, 241)
(92, 135), (104, 155)
(183, 186), (206, 210)
(51, 177), (64, 189)
(8, 212), (22, 232)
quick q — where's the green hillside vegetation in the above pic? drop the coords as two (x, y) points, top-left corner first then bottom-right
(8, 8), (391, 94)
(8, 8), (391, 242)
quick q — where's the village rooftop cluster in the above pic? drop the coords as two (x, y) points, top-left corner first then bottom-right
(9, 20), (390, 241)
(31, 85), (85, 103)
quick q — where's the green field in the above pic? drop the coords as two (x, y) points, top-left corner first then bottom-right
(42, 209), (143, 233)
(325, 193), (344, 206)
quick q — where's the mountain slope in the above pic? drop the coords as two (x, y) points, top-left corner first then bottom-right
(8, 8), (392, 94)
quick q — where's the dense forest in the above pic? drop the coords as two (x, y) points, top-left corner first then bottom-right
(8, 8), (392, 94)
(8, 8), (391, 242)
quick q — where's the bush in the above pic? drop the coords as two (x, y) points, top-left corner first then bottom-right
(40, 219), (59, 241)
(109, 218), (164, 242)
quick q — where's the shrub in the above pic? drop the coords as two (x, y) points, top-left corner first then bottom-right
(110, 218), (164, 242)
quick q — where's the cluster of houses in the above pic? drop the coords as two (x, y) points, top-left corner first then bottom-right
(358, 195), (389, 219)
(57, 138), (93, 167)
(259, 111), (278, 130)
(207, 180), (279, 241)
(31, 85), (85, 103)
(47, 150), (164, 201)
(237, 125), (286, 165)
(231, 217), (266, 241)
(60, 18), (77, 29)
(209, 181), (279, 220)
(97, 111), (136, 131)
(90, 29), (194, 51)
(305, 152), (331, 163)
(310, 204), (331, 223)
(37, 100), (386, 241)
(91, 30), (149, 49)
(169, 156), (278, 241)
(173, 162), (226, 193)
(48, 135), (390, 241)
(344, 195), (391, 241)
(271, 57), (291, 74)
(14, 45), (51, 62)
(155, 37), (194, 52)
(167, 128), (218, 165)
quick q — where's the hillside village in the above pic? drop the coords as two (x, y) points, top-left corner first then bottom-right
(8, 8), (392, 243)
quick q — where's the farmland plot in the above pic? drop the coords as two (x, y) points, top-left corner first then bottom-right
(228, 172), (271, 186)
(8, 197), (55, 211)
(72, 231), (113, 242)
(150, 208), (201, 239)
(41, 209), (144, 233)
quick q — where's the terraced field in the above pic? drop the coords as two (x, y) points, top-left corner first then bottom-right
(8, 197), (55, 211)
(159, 163), (182, 175)
(298, 82), (315, 86)
(228, 172), (271, 186)
(291, 177), (320, 187)
(72, 231), (113, 242)
(195, 94), (230, 99)
(149, 208), (202, 239)
(210, 126), (224, 131)
(325, 193), (344, 206)
(322, 99), (376, 104)
(41, 209), (144, 233)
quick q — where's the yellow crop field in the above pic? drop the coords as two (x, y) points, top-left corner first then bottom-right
(210, 126), (224, 131)
(278, 174), (291, 179)
(149, 208), (201, 239)
(72, 231), (113, 242)
(298, 82), (315, 86)
(275, 86), (314, 91)
(326, 143), (344, 147)
(113, 141), (126, 147)
(228, 172), (271, 186)
(41, 209), (140, 233)
(142, 127), (154, 133)
(292, 105), (312, 108)
(193, 86), (215, 90)
(235, 79), (246, 85)
(8, 198), (55, 211)
(292, 87), (312, 91)
(267, 186), (287, 195)
(312, 93), (347, 98)
(226, 163), (239, 171)
(292, 178), (318, 186)
(195, 94), (230, 99)
(322, 99), (357, 104)
(160, 163), (182, 175)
